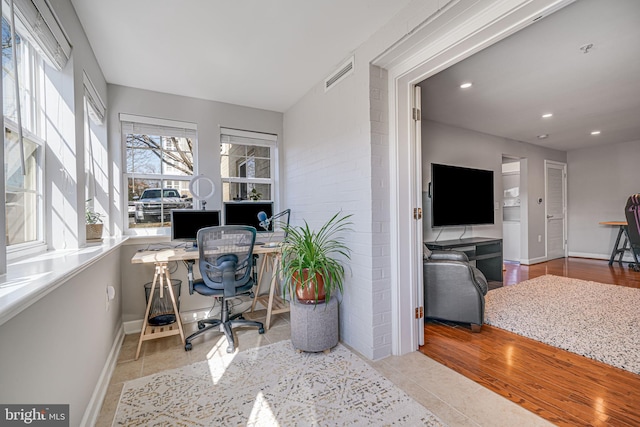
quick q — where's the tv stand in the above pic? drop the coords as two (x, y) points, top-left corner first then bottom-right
(425, 237), (503, 284)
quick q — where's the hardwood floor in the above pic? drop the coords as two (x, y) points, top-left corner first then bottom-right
(419, 257), (640, 427)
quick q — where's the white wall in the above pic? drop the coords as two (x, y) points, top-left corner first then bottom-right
(567, 139), (640, 260)
(108, 85), (284, 322)
(0, 250), (122, 426)
(283, 0), (443, 360)
(421, 120), (567, 263)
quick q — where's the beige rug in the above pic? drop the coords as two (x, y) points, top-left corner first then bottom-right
(485, 275), (640, 374)
(113, 340), (446, 426)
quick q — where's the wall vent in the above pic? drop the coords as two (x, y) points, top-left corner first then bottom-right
(324, 56), (354, 92)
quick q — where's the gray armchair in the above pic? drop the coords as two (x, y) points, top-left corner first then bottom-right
(423, 249), (488, 332)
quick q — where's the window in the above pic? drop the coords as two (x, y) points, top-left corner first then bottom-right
(122, 115), (197, 230)
(3, 15), (45, 250)
(220, 128), (276, 202)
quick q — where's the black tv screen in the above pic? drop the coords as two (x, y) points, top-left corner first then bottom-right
(171, 209), (221, 241)
(224, 202), (274, 232)
(431, 163), (494, 227)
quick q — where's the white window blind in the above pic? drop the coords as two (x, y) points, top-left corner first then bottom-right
(9, 0), (72, 70)
(120, 114), (197, 139)
(83, 71), (106, 125)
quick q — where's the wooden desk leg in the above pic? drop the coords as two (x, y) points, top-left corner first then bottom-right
(136, 263), (161, 360)
(265, 253), (281, 330)
(135, 262), (185, 360)
(251, 253), (269, 312)
(163, 264), (185, 343)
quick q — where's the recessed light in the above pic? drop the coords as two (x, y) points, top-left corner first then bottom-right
(591, 130), (601, 135)
(537, 134), (549, 139)
(460, 82), (472, 89)
(542, 113), (553, 118)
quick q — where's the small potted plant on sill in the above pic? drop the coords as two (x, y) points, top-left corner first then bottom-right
(86, 199), (105, 242)
(280, 211), (353, 353)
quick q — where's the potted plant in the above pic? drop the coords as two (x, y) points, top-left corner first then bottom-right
(280, 212), (353, 304)
(86, 200), (105, 241)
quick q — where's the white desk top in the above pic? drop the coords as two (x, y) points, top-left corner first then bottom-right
(131, 242), (282, 264)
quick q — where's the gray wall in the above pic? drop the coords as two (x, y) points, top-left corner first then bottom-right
(0, 250), (122, 426)
(108, 85), (284, 322)
(567, 138), (640, 260)
(421, 120), (567, 263)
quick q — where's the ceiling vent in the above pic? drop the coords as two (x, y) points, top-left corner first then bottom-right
(324, 56), (354, 92)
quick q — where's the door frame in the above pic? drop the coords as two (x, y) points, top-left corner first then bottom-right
(377, 0), (574, 355)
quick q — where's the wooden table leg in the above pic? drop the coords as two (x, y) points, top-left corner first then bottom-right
(135, 262), (185, 360)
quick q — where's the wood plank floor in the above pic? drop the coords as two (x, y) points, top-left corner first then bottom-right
(419, 257), (640, 427)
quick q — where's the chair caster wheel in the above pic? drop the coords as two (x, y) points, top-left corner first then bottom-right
(185, 343), (192, 351)
(259, 327), (265, 334)
(197, 321), (205, 330)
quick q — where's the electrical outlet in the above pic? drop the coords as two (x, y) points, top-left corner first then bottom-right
(538, 235), (542, 243)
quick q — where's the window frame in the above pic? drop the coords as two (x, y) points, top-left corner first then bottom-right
(220, 128), (277, 203)
(3, 12), (46, 258)
(121, 115), (198, 235)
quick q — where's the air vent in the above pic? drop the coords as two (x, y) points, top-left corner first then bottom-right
(324, 56), (354, 92)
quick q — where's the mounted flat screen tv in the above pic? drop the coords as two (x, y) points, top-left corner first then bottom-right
(430, 163), (494, 227)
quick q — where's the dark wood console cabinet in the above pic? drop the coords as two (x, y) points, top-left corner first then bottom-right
(425, 237), (503, 283)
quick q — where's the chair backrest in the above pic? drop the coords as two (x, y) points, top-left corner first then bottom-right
(625, 194), (640, 247)
(197, 225), (257, 296)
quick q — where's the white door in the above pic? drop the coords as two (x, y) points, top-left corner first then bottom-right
(545, 161), (567, 260)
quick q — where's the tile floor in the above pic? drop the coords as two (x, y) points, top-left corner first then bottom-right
(96, 309), (552, 427)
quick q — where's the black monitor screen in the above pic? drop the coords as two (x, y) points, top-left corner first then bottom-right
(171, 210), (221, 241)
(224, 202), (274, 232)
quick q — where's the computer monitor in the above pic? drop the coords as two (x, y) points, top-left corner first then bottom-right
(171, 209), (221, 244)
(223, 202), (274, 232)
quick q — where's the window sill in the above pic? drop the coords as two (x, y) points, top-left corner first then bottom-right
(0, 236), (128, 326)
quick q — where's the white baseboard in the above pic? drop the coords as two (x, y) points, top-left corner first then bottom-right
(123, 307), (223, 335)
(80, 323), (124, 427)
(123, 298), (258, 335)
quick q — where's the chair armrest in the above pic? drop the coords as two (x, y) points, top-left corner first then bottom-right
(428, 250), (469, 263)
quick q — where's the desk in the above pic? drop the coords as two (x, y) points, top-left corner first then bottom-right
(131, 243), (287, 359)
(599, 221), (630, 265)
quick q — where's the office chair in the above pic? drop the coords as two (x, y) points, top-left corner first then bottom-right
(184, 225), (265, 353)
(624, 194), (640, 272)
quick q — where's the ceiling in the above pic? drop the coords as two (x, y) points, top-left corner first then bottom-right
(419, 0), (640, 152)
(70, 0), (413, 113)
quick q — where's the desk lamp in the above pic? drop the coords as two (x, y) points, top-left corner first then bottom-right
(257, 209), (291, 246)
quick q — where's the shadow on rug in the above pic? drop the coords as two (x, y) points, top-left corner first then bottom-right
(485, 274), (640, 374)
(114, 340), (446, 426)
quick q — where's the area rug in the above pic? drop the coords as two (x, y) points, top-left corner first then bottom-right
(485, 275), (640, 374)
(113, 340), (446, 426)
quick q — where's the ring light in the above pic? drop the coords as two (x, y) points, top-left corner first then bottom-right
(189, 174), (215, 209)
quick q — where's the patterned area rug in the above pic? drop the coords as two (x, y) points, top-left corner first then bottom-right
(485, 275), (640, 374)
(113, 340), (445, 426)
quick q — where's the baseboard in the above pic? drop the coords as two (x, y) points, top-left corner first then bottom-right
(123, 299), (257, 335)
(80, 323), (124, 427)
(569, 251), (635, 263)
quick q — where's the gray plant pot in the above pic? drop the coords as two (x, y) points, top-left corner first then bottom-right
(290, 296), (339, 353)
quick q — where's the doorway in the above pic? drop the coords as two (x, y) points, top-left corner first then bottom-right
(377, 0), (575, 355)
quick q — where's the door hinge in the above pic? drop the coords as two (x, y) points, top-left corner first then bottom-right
(415, 306), (424, 319)
(413, 207), (422, 220)
(412, 107), (421, 121)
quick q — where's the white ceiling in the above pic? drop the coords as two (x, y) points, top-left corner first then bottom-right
(419, 0), (640, 152)
(70, 0), (413, 112)
(71, 0), (640, 152)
